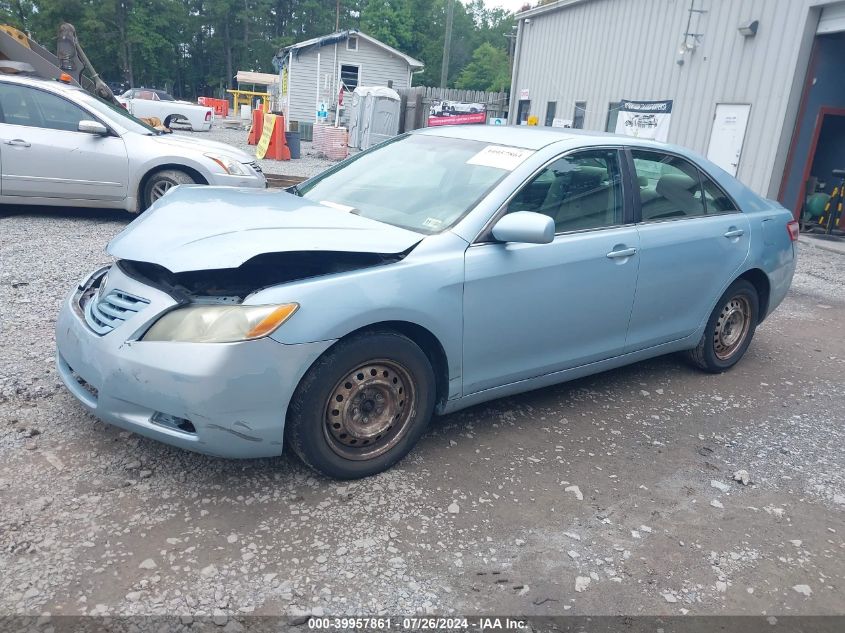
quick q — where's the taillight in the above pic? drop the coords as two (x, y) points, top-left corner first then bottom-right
(787, 220), (799, 242)
(205, 110), (212, 121)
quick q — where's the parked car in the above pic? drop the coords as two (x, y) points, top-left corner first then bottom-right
(0, 74), (265, 211)
(55, 126), (798, 479)
(117, 87), (214, 131)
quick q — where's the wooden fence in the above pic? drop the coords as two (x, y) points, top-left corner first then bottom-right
(397, 87), (510, 132)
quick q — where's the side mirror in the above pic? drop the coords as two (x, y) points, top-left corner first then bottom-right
(78, 120), (109, 136)
(491, 211), (555, 244)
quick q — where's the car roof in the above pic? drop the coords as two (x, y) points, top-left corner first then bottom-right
(0, 73), (85, 96)
(414, 124), (690, 155)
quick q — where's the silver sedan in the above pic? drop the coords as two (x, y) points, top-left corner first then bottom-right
(0, 74), (265, 211)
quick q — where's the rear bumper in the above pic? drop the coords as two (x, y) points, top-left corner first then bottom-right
(55, 266), (333, 458)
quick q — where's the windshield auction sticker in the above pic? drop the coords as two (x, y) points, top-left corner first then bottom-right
(467, 145), (535, 171)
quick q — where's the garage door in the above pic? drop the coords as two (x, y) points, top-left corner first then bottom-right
(818, 2), (845, 34)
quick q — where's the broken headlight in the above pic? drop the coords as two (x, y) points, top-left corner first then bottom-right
(142, 303), (298, 343)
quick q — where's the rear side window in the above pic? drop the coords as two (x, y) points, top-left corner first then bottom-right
(632, 150), (706, 220)
(701, 174), (737, 213)
(507, 149), (624, 233)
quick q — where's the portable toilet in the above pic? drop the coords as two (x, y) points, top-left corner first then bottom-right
(348, 86), (401, 150)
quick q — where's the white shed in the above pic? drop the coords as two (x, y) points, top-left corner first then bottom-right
(273, 30), (423, 132)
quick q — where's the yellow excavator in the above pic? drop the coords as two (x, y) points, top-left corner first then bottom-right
(0, 22), (119, 105)
(1, 23), (171, 130)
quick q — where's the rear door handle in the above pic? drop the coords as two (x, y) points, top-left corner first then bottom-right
(4, 139), (31, 148)
(723, 229), (745, 238)
(606, 247), (637, 259)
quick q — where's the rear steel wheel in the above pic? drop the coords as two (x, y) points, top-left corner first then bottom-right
(687, 279), (759, 373)
(324, 360), (416, 460)
(713, 295), (752, 361)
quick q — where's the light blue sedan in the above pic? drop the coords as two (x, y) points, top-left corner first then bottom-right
(55, 126), (798, 479)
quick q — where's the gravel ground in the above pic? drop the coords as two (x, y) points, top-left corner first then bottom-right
(173, 125), (342, 179)
(0, 205), (843, 621)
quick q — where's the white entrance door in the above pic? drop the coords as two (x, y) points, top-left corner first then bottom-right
(707, 104), (751, 177)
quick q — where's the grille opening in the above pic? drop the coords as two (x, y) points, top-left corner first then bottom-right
(151, 412), (196, 434)
(81, 286), (149, 336)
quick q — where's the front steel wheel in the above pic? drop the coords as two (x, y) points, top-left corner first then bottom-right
(286, 331), (436, 479)
(688, 279), (759, 373)
(324, 360), (416, 461)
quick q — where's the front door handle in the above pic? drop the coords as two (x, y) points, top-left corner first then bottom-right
(4, 139), (31, 148)
(723, 228), (745, 239)
(606, 247), (638, 259)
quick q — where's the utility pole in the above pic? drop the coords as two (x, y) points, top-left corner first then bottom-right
(336, 0), (340, 31)
(440, 0), (454, 89)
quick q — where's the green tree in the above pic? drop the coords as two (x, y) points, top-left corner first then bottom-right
(1, 0), (516, 96)
(455, 41), (509, 91)
(360, 0), (411, 50)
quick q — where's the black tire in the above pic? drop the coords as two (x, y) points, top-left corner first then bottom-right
(286, 331), (436, 479)
(687, 279), (759, 373)
(141, 169), (195, 211)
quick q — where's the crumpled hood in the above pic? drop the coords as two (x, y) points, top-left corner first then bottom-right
(151, 134), (254, 163)
(108, 186), (423, 273)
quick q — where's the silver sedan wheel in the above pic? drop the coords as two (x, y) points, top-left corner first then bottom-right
(150, 180), (175, 202)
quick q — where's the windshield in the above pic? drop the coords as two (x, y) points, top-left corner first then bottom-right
(298, 134), (533, 234)
(75, 92), (158, 135)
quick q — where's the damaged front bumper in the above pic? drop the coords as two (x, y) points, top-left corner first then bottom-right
(55, 265), (333, 458)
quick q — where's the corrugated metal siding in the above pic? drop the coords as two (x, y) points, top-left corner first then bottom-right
(288, 37), (412, 124)
(511, 0), (818, 195)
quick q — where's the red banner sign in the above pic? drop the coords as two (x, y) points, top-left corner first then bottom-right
(428, 100), (487, 127)
(428, 111), (487, 126)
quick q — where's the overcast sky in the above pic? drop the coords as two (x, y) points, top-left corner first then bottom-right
(483, 0), (529, 13)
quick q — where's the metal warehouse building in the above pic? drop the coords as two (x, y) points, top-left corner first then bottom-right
(508, 0), (845, 216)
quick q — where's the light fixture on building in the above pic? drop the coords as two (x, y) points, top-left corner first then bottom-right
(677, 0), (706, 66)
(738, 20), (759, 37)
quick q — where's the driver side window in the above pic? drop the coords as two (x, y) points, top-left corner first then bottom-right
(507, 149), (624, 233)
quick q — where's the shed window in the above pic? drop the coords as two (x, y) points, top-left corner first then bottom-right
(573, 101), (587, 129)
(340, 64), (360, 91)
(347, 36), (358, 51)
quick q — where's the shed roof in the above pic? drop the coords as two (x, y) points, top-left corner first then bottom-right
(235, 71), (279, 86)
(275, 29), (424, 69)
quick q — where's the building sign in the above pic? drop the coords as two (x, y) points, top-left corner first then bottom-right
(519, 88), (530, 100)
(615, 99), (673, 142)
(317, 101), (328, 121)
(428, 100), (487, 126)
